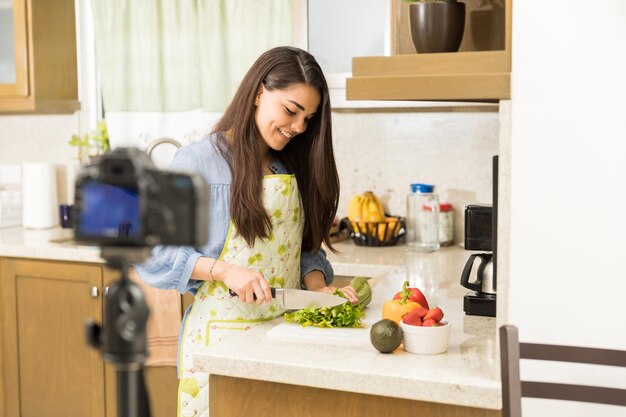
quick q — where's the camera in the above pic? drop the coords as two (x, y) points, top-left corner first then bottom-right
(73, 147), (208, 248)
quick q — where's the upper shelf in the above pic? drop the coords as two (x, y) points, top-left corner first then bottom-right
(346, 50), (510, 101)
(347, 0), (511, 102)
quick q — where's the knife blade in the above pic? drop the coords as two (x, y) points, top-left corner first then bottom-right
(228, 288), (346, 309)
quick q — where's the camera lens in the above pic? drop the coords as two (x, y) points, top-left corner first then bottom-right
(147, 211), (165, 232)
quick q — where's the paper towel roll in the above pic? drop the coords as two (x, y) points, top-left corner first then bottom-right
(22, 163), (59, 229)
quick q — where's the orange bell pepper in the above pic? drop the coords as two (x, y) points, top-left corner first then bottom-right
(382, 297), (421, 324)
(382, 299), (420, 323)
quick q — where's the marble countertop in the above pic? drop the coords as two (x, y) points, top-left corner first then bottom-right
(0, 228), (501, 409)
(0, 226), (103, 262)
(194, 241), (501, 410)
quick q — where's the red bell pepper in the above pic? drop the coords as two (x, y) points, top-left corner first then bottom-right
(393, 281), (429, 309)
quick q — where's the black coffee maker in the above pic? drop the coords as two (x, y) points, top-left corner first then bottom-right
(460, 156), (498, 317)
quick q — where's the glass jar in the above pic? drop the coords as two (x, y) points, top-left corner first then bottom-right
(439, 202), (454, 246)
(406, 183), (440, 252)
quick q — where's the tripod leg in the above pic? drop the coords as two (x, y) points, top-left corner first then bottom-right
(117, 366), (151, 417)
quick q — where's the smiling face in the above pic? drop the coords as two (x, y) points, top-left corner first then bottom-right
(254, 83), (321, 153)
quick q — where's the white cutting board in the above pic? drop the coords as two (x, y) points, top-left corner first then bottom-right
(266, 312), (379, 346)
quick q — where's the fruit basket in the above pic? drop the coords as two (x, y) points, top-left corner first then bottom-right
(341, 216), (406, 247)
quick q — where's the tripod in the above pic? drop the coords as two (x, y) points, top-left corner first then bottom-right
(86, 247), (152, 417)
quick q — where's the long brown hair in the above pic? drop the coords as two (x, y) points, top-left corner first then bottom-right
(212, 46), (339, 253)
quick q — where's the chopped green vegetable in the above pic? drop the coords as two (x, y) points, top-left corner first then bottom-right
(284, 290), (365, 328)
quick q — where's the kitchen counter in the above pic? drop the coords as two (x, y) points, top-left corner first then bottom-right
(0, 228), (501, 410)
(0, 226), (102, 262)
(194, 241), (501, 411)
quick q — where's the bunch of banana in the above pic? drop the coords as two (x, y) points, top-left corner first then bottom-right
(347, 191), (385, 224)
(347, 191), (400, 242)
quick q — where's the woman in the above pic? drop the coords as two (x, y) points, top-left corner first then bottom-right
(135, 46), (357, 416)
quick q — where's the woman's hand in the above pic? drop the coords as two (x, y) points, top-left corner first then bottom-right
(302, 270), (359, 305)
(212, 260), (272, 305)
(317, 285), (359, 305)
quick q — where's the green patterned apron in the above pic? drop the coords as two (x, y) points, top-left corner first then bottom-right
(177, 174), (304, 417)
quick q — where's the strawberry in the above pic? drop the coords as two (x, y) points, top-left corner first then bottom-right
(424, 307), (443, 323)
(402, 309), (423, 326)
(422, 319), (437, 327)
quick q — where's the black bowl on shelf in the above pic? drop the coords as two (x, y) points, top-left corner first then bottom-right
(341, 217), (406, 247)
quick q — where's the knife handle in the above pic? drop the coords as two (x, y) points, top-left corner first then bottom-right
(228, 287), (277, 300)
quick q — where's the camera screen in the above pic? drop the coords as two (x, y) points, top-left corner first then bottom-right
(78, 181), (141, 238)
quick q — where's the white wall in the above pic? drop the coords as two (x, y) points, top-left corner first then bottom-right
(0, 108), (499, 244)
(508, 1), (626, 415)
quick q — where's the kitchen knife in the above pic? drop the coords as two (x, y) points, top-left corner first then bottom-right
(228, 288), (346, 309)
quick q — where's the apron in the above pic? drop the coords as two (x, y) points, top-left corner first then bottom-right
(177, 174), (304, 417)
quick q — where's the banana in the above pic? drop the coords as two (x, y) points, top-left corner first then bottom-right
(347, 191), (387, 237)
(362, 191), (384, 222)
(347, 194), (364, 221)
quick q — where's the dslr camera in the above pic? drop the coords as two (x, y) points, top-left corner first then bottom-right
(73, 147), (208, 248)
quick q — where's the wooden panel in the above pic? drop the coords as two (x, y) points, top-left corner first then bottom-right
(145, 366), (179, 417)
(347, 73), (510, 101)
(1, 259), (105, 417)
(210, 375), (501, 417)
(0, 259), (19, 417)
(30, 0), (78, 100)
(352, 50), (510, 76)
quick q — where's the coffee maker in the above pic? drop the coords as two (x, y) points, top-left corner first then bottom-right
(460, 156), (498, 317)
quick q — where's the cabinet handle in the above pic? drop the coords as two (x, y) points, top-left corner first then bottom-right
(90, 286), (99, 298)
(104, 286), (109, 296)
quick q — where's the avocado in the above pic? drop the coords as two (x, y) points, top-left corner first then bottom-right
(370, 319), (403, 353)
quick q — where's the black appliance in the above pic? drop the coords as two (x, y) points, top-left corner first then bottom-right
(460, 156), (498, 317)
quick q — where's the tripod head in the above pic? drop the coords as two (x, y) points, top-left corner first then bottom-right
(86, 248), (152, 368)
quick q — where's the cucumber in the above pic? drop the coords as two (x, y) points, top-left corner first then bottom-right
(351, 276), (372, 309)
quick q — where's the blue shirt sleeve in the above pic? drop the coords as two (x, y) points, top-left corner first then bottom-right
(135, 246), (203, 293)
(300, 247), (334, 288)
(134, 137), (231, 295)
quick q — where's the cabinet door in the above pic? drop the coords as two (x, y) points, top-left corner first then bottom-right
(0, 0), (79, 113)
(0, 259), (105, 417)
(0, 0), (29, 97)
(103, 267), (180, 417)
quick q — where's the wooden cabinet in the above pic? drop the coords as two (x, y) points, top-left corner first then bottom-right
(0, 0), (79, 113)
(346, 0), (511, 101)
(210, 375), (501, 417)
(0, 259), (104, 417)
(0, 258), (179, 417)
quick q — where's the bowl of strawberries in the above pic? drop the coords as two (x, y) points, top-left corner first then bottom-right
(399, 306), (451, 354)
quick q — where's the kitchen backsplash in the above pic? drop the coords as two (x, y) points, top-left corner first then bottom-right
(0, 108), (498, 242)
(332, 108), (499, 244)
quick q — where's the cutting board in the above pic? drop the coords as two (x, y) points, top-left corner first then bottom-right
(266, 313), (379, 346)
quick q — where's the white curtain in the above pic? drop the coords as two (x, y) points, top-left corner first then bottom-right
(90, 0), (294, 154)
(92, 0), (294, 112)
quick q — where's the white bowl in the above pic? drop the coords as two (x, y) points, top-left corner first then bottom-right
(400, 320), (451, 354)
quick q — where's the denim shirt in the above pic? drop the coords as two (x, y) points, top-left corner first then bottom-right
(134, 133), (335, 296)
